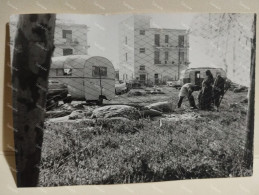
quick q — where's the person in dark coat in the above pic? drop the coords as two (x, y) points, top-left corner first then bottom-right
(213, 74), (225, 111)
(199, 70), (214, 110)
(177, 83), (201, 109)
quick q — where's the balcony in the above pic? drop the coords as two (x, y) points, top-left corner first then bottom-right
(154, 61), (190, 66)
(55, 38), (80, 46)
(153, 44), (190, 49)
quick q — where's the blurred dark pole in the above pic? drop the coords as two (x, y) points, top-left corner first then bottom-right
(12, 14), (56, 187)
(244, 13), (256, 170)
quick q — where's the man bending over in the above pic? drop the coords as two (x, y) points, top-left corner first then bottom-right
(177, 83), (201, 109)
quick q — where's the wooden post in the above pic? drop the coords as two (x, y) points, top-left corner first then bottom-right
(12, 14), (56, 187)
(244, 13), (256, 171)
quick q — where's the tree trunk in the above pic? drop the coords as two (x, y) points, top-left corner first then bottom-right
(12, 14), (56, 187)
(244, 13), (256, 171)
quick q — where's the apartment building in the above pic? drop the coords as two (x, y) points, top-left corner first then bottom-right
(9, 18), (89, 58)
(119, 15), (189, 85)
(53, 22), (89, 57)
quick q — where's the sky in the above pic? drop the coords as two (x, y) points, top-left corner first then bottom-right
(57, 13), (196, 69)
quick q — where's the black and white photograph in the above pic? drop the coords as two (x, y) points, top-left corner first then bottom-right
(10, 13), (255, 187)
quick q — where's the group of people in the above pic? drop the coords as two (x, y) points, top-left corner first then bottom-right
(177, 70), (226, 111)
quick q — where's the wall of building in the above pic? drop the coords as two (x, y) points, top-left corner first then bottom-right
(53, 23), (88, 57)
(9, 19), (89, 61)
(118, 17), (135, 81)
(118, 15), (190, 84)
(134, 27), (189, 83)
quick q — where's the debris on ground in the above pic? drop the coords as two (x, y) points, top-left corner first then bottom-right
(150, 88), (165, 94)
(233, 86), (248, 93)
(145, 101), (174, 113)
(47, 116), (69, 122)
(59, 103), (74, 111)
(240, 98), (248, 103)
(45, 110), (72, 118)
(140, 109), (163, 118)
(127, 90), (147, 97)
(229, 82), (248, 93)
(91, 105), (140, 120)
(97, 117), (131, 123)
(68, 110), (92, 120)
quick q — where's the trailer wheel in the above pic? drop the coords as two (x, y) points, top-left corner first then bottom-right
(97, 97), (103, 105)
(63, 97), (72, 104)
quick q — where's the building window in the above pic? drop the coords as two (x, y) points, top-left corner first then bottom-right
(165, 51), (169, 61)
(56, 68), (72, 76)
(139, 74), (146, 83)
(154, 51), (160, 64)
(62, 30), (72, 38)
(155, 34), (160, 46)
(63, 48), (73, 56)
(140, 30), (145, 35)
(125, 36), (127, 44)
(122, 74), (128, 80)
(92, 66), (107, 77)
(115, 71), (119, 80)
(62, 30), (72, 42)
(154, 74), (159, 84)
(179, 51), (184, 63)
(139, 48), (145, 53)
(178, 35), (185, 47)
(125, 53), (128, 61)
(165, 35), (169, 43)
(139, 65), (145, 70)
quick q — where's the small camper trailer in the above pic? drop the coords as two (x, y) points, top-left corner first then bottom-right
(179, 67), (227, 86)
(49, 55), (115, 104)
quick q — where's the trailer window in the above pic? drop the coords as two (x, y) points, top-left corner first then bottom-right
(92, 66), (107, 77)
(56, 68), (63, 76)
(64, 68), (72, 76)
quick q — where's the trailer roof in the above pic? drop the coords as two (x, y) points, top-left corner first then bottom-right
(186, 67), (224, 70)
(52, 55), (90, 62)
(51, 55), (114, 69)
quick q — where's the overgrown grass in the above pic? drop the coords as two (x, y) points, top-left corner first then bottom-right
(39, 91), (252, 186)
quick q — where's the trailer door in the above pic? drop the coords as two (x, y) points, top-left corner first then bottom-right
(195, 71), (201, 86)
(84, 65), (103, 101)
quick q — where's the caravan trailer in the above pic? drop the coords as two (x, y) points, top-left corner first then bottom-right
(49, 55), (115, 104)
(179, 67), (227, 86)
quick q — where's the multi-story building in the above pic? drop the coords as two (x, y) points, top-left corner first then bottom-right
(119, 15), (189, 85)
(53, 22), (89, 56)
(9, 18), (89, 58)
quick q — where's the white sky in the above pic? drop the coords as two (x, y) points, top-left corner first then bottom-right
(57, 13), (196, 69)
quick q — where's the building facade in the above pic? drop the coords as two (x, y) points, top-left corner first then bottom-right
(53, 22), (89, 57)
(119, 15), (189, 85)
(9, 17), (89, 58)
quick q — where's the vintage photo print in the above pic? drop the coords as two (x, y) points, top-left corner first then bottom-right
(9, 13), (255, 187)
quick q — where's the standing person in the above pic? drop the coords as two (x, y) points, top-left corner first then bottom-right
(177, 83), (201, 109)
(199, 70), (214, 110)
(213, 74), (225, 111)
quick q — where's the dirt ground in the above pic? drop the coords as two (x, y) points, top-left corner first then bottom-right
(109, 87), (178, 106)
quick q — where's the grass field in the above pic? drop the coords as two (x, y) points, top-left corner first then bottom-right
(38, 87), (252, 186)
